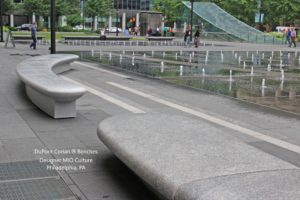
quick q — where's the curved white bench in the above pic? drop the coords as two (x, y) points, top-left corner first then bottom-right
(98, 113), (300, 200)
(16, 54), (86, 118)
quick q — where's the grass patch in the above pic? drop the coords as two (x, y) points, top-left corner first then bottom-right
(11, 31), (99, 40)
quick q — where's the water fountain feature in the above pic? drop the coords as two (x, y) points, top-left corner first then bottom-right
(161, 61), (165, 73)
(221, 52), (224, 63)
(281, 69), (285, 80)
(280, 60), (283, 70)
(267, 63), (271, 71)
(180, 66), (183, 76)
(261, 78), (266, 97)
(76, 50), (300, 114)
(229, 70), (233, 82)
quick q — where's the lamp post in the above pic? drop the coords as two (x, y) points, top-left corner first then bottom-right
(190, 0), (194, 41)
(116, 1), (119, 36)
(50, 0), (56, 54)
(0, 0), (3, 42)
(80, 0), (85, 29)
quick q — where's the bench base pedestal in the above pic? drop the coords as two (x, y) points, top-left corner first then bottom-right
(26, 85), (76, 119)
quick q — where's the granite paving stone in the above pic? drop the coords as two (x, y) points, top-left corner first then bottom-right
(1, 138), (47, 162)
(1, 42), (300, 200)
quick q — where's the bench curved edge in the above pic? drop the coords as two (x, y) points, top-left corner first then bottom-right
(97, 113), (299, 200)
(16, 54), (86, 118)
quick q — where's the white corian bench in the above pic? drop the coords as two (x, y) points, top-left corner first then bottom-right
(98, 113), (300, 200)
(16, 54), (86, 118)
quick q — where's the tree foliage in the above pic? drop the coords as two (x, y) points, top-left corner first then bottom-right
(23, 0), (80, 18)
(2, 0), (14, 12)
(22, 0), (49, 17)
(211, 0), (257, 25)
(152, 0), (182, 25)
(67, 14), (83, 27)
(262, 0), (300, 26)
(153, 0), (300, 30)
(212, 0), (300, 27)
(84, 0), (113, 18)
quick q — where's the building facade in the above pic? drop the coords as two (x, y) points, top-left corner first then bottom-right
(108, 0), (152, 31)
(2, 0), (159, 35)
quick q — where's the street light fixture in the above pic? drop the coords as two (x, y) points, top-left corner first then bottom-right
(50, 0), (56, 54)
(257, 0), (262, 30)
(190, 0), (194, 41)
(116, 0), (119, 36)
(0, 0), (4, 42)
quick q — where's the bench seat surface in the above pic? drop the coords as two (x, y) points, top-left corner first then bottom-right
(98, 113), (300, 200)
(16, 54), (85, 101)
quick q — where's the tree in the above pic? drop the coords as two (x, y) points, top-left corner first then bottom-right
(2, 0), (14, 12)
(84, 0), (113, 30)
(23, 0), (49, 17)
(263, 0), (300, 27)
(56, 0), (80, 18)
(211, 0), (257, 26)
(152, 0), (182, 26)
(67, 14), (83, 27)
(212, 0), (300, 29)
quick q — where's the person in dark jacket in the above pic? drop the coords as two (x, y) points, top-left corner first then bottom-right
(194, 27), (200, 48)
(30, 22), (37, 49)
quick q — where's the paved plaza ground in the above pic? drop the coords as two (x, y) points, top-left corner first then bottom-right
(0, 40), (300, 199)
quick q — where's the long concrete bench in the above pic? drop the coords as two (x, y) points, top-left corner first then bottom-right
(63, 36), (132, 42)
(98, 113), (300, 200)
(16, 54), (86, 118)
(13, 35), (45, 43)
(146, 37), (175, 41)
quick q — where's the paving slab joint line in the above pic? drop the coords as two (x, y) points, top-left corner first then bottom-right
(106, 81), (300, 155)
(61, 75), (145, 114)
(0, 176), (60, 184)
(72, 61), (130, 79)
(57, 170), (89, 200)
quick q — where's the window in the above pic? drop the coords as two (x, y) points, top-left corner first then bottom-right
(123, 0), (128, 9)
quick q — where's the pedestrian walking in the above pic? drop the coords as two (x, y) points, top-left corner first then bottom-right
(30, 22), (37, 50)
(286, 28), (291, 46)
(147, 27), (152, 36)
(194, 27), (200, 48)
(290, 28), (297, 47)
(184, 28), (191, 47)
(124, 27), (130, 37)
(134, 26), (138, 36)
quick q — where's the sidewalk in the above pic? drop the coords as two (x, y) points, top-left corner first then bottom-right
(0, 43), (160, 200)
(0, 41), (299, 200)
